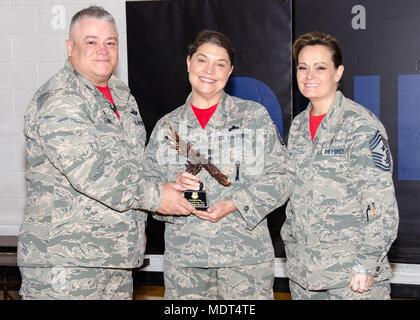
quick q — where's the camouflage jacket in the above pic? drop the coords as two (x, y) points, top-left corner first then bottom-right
(18, 60), (162, 268)
(144, 91), (295, 267)
(281, 91), (399, 290)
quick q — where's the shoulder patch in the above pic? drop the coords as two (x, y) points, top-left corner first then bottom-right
(370, 130), (391, 171)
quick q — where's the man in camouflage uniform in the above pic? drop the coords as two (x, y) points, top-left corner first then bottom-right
(281, 91), (399, 299)
(143, 91), (295, 299)
(18, 6), (194, 300)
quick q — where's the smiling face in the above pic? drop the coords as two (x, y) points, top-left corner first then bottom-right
(296, 44), (344, 113)
(187, 42), (233, 108)
(66, 17), (118, 87)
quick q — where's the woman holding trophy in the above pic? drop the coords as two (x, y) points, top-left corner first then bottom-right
(143, 29), (295, 300)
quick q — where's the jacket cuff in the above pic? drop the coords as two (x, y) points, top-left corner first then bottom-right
(353, 256), (383, 276)
(139, 180), (163, 212)
(152, 213), (174, 224)
(228, 188), (259, 231)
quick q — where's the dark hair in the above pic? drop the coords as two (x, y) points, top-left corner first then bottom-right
(292, 31), (342, 68)
(188, 29), (235, 66)
(69, 6), (116, 36)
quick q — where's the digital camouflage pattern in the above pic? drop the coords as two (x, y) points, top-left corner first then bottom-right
(144, 91), (295, 268)
(281, 91), (399, 291)
(18, 60), (162, 269)
(289, 278), (391, 300)
(19, 266), (133, 300)
(163, 260), (274, 300)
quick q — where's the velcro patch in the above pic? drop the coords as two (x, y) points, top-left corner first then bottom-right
(370, 130), (391, 171)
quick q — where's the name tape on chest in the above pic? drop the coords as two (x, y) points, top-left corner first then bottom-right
(316, 148), (344, 156)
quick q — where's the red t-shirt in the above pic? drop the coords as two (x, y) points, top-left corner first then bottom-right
(309, 109), (326, 141)
(191, 103), (218, 129)
(96, 85), (120, 119)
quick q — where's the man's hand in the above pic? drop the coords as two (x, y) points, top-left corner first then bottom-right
(194, 200), (237, 223)
(349, 273), (374, 293)
(156, 182), (195, 215)
(176, 171), (201, 190)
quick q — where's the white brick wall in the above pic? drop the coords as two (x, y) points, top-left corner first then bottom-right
(0, 0), (131, 235)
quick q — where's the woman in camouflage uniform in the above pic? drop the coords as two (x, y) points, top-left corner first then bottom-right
(143, 30), (295, 299)
(281, 31), (399, 300)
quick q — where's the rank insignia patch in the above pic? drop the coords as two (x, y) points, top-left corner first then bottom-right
(370, 130), (391, 171)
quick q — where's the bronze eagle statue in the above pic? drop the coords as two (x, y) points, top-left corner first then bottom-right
(166, 125), (231, 187)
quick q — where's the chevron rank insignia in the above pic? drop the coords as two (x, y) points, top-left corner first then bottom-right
(370, 130), (391, 171)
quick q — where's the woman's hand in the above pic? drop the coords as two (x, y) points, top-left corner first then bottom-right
(349, 273), (374, 293)
(194, 200), (237, 223)
(176, 171), (201, 190)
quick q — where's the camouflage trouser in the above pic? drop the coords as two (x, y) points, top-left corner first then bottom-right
(164, 260), (274, 300)
(19, 266), (133, 300)
(289, 279), (391, 300)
